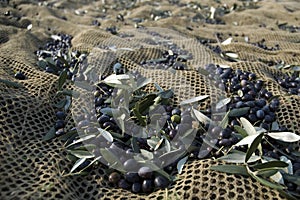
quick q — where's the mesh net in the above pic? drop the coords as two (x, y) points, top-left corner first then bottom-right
(0, 0), (300, 199)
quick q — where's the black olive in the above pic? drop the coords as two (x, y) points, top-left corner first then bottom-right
(154, 176), (170, 189)
(248, 114), (258, 123)
(138, 166), (153, 179)
(132, 182), (142, 193)
(55, 120), (65, 130)
(255, 99), (267, 108)
(256, 110), (265, 119)
(98, 114), (110, 124)
(142, 179), (154, 193)
(14, 72), (26, 80)
(218, 138), (231, 147)
(118, 179), (131, 190)
(123, 159), (139, 171)
(124, 172), (140, 183)
(219, 128), (231, 139)
(56, 111), (66, 120)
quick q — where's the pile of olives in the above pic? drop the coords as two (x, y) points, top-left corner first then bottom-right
(277, 74), (300, 95)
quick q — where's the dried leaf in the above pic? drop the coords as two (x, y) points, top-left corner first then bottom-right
(245, 132), (264, 163)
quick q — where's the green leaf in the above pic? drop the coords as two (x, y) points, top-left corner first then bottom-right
(255, 169), (278, 178)
(252, 161), (288, 170)
(240, 117), (257, 136)
(97, 128), (113, 142)
(43, 127), (56, 141)
(136, 77), (152, 91)
(144, 160), (173, 181)
(70, 158), (86, 173)
(247, 167), (285, 190)
(0, 79), (22, 88)
(68, 150), (94, 158)
(158, 89), (174, 99)
(154, 83), (164, 92)
(234, 134), (258, 147)
(177, 156), (188, 174)
(140, 149), (154, 160)
(210, 165), (248, 176)
(198, 67), (210, 76)
(100, 148), (124, 171)
(216, 98), (231, 110)
(56, 90), (80, 98)
(192, 108), (212, 124)
(234, 125), (248, 138)
(58, 70), (68, 90)
(180, 95), (209, 106)
(228, 107), (250, 117)
(245, 132), (264, 163)
(131, 137), (140, 153)
(218, 152), (260, 163)
(267, 132), (300, 143)
(66, 134), (96, 148)
(100, 107), (113, 116)
(283, 173), (300, 185)
(53, 99), (67, 109)
(219, 111), (229, 129)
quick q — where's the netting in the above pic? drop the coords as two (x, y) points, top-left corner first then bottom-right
(0, 0), (299, 199)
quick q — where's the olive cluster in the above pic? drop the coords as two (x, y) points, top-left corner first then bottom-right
(277, 74), (300, 95)
(54, 110), (67, 135)
(36, 33), (84, 78)
(109, 166), (170, 193)
(251, 39), (280, 51)
(140, 31), (192, 70)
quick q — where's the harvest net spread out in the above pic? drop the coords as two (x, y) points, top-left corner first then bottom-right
(0, 0), (300, 200)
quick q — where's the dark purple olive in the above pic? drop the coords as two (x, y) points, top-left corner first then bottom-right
(171, 108), (181, 116)
(261, 122), (270, 130)
(123, 159), (139, 171)
(264, 92), (273, 99)
(218, 138), (231, 147)
(142, 179), (154, 193)
(248, 114), (257, 123)
(235, 101), (245, 108)
(14, 72), (26, 80)
(262, 105), (270, 113)
(256, 110), (265, 119)
(255, 99), (267, 108)
(56, 111), (66, 120)
(109, 172), (121, 184)
(132, 182), (142, 193)
(248, 73), (256, 80)
(98, 114), (110, 124)
(169, 129), (177, 139)
(124, 172), (140, 183)
(55, 120), (65, 129)
(138, 167), (153, 179)
(118, 179), (131, 190)
(154, 176), (170, 189)
(264, 115), (274, 123)
(219, 128), (231, 139)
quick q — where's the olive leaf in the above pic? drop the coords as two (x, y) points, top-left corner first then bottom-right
(68, 150), (94, 159)
(245, 132), (264, 163)
(267, 132), (300, 143)
(0, 79), (22, 88)
(234, 134), (260, 147)
(100, 148), (124, 172)
(42, 127), (56, 141)
(97, 128), (113, 142)
(131, 137), (140, 153)
(70, 158), (86, 173)
(66, 134), (96, 148)
(234, 125), (248, 138)
(135, 77), (152, 91)
(218, 151), (260, 164)
(240, 117), (257, 136)
(247, 166), (285, 190)
(53, 99), (67, 109)
(177, 156), (188, 174)
(216, 97), (231, 110)
(228, 107), (250, 117)
(58, 70), (68, 90)
(219, 111), (229, 129)
(140, 149), (154, 160)
(191, 108), (212, 124)
(252, 161), (289, 170)
(154, 83), (164, 92)
(210, 165), (248, 176)
(180, 95), (209, 106)
(198, 67), (210, 76)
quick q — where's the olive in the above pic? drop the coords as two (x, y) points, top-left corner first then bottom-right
(171, 115), (181, 123)
(264, 91), (273, 99)
(109, 172), (121, 184)
(230, 119), (239, 127)
(142, 179), (154, 193)
(98, 114), (110, 124)
(255, 99), (267, 108)
(171, 108), (181, 116)
(264, 115), (273, 123)
(218, 139), (231, 147)
(293, 163), (300, 171)
(45, 67), (54, 73)
(261, 122), (270, 130)
(245, 101), (255, 108)
(95, 97), (105, 107)
(229, 135), (239, 144)
(123, 159), (139, 171)
(235, 101), (245, 108)
(249, 107), (259, 114)
(219, 128), (231, 139)
(256, 110), (265, 119)
(118, 179), (131, 190)
(56, 111), (66, 120)
(262, 105), (270, 113)
(248, 114), (257, 123)
(94, 90), (100, 97)
(169, 129), (177, 139)
(132, 182), (142, 193)
(211, 126), (222, 136)
(124, 172), (140, 183)
(55, 120), (65, 129)
(55, 129), (65, 135)
(102, 121), (115, 130)
(138, 166), (153, 179)
(248, 73), (256, 80)
(14, 72), (26, 80)
(154, 176), (170, 189)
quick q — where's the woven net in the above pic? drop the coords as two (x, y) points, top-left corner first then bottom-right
(0, 0), (299, 199)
